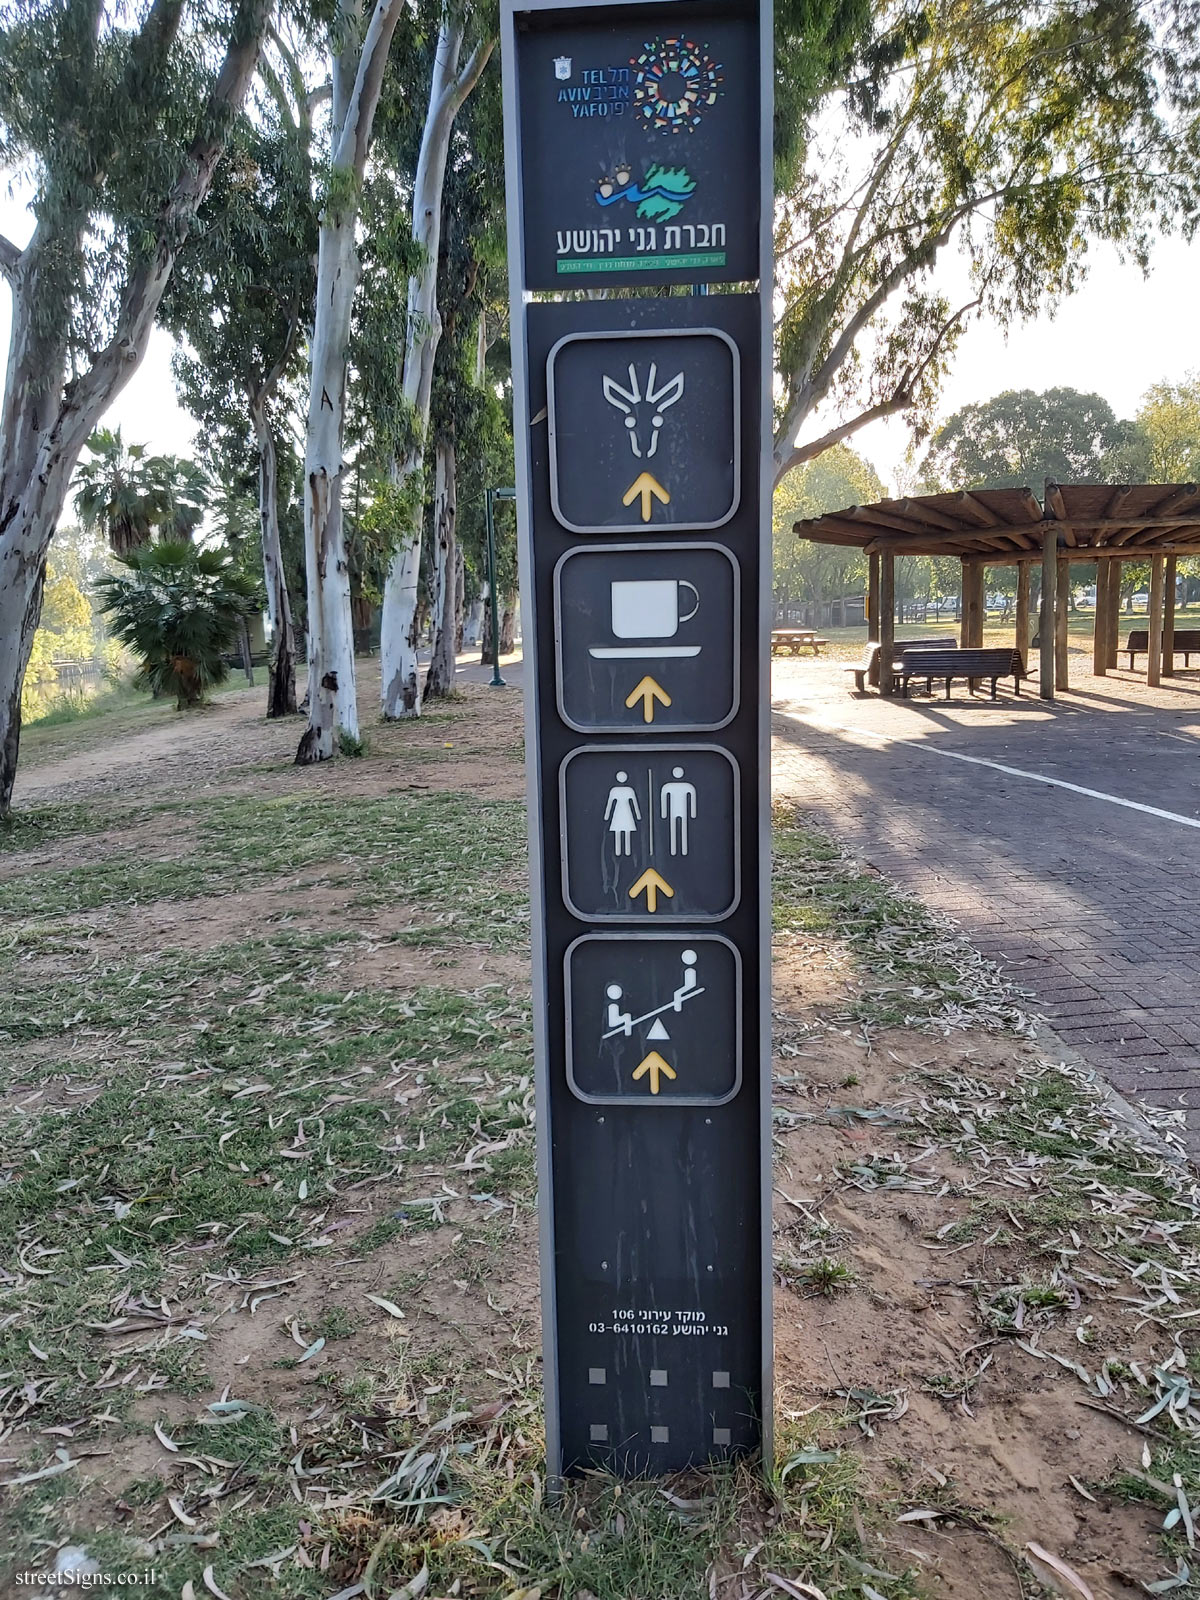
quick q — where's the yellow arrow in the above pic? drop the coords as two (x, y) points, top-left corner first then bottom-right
(625, 675), (671, 723)
(628, 866), (674, 913)
(632, 1050), (677, 1095)
(622, 471), (670, 522)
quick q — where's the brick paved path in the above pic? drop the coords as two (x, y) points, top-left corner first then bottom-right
(771, 660), (1200, 1157)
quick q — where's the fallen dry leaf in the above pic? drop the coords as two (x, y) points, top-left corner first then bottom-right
(1025, 1542), (1095, 1600)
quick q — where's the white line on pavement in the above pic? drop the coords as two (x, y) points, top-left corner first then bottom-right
(777, 708), (1200, 833)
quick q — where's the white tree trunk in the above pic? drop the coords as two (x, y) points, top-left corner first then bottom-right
(379, 441), (425, 716)
(453, 539), (465, 652)
(0, 494), (58, 814)
(424, 438), (457, 699)
(464, 596), (483, 646)
(296, 212), (359, 761)
(295, 0), (409, 762)
(379, 16), (495, 719)
(251, 397), (297, 717)
(499, 593), (517, 655)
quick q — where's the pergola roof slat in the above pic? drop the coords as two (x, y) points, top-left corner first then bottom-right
(793, 482), (1200, 561)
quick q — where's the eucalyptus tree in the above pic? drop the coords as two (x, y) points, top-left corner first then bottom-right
(294, 0), (418, 763)
(0, 0), (273, 817)
(773, 0), (1200, 487)
(377, 4), (496, 721)
(163, 33), (319, 717)
(422, 62), (505, 701)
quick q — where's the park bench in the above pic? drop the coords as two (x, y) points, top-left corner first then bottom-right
(1124, 628), (1200, 670)
(843, 637), (956, 693)
(899, 646), (1025, 700)
(771, 628), (828, 657)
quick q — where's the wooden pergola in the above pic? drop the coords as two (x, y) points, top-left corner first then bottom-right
(794, 481), (1200, 700)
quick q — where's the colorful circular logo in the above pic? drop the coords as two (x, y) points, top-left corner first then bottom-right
(631, 37), (724, 133)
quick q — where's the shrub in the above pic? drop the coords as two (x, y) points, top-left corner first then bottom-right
(95, 542), (259, 709)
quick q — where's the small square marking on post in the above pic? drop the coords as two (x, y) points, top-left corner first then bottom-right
(589, 1367), (606, 1385)
(713, 1427), (731, 1446)
(590, 1424), (608, 1443)
(650, 1425), (669, 1444)
(712, 1370), (730, 1389)
(650, 1369), (667, 1387)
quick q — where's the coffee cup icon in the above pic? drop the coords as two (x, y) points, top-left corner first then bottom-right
(587, 575), (703, 660)
(610, 579), (699, 639)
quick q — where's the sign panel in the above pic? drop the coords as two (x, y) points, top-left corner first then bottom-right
(503, 0), (771, 1482)
(548, 328), (739, 532)
(566, 931), (741, 1103)
(515, 4), (760, 287)
(555, 543), (740, 733)
(560, 745), (739, 921)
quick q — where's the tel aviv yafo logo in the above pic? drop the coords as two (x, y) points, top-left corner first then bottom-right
(631, 36), (724, 133)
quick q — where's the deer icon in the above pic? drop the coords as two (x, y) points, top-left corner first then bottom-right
(601, 363), (685, 460)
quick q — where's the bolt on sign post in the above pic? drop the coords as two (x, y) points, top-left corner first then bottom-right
(501, 0), (773, 1481)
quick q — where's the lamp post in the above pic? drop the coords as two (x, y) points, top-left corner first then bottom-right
(484, 486), (515, 688)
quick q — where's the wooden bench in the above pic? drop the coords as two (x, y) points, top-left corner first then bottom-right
(772, 628), (828, 657)
(1125, 628), (1200, 669)
(843, 637), (957, 692)
(899, 647), (1025, 700)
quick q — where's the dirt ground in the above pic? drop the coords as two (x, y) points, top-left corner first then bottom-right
(4, 666), (1199, 1598)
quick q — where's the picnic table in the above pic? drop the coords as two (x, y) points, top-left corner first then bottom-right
(771, 628), (828, 657)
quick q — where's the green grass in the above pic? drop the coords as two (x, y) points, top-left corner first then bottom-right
(0, 790), (529, 937)
(0, 958), (535, 1432)
(23, 683), (142, 729)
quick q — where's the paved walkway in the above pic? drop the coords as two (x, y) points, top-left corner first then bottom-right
(770, 657), (1200, 1157)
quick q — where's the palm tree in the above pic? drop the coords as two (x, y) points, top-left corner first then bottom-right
(149, 455), (209, 542)
(73, 429), (166, 555)
(95, 541), (259, 709)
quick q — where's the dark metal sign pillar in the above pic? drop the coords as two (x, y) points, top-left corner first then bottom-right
(501, 0), (772, 1480)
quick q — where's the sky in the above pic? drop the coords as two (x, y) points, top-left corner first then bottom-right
(2, 190), (1198, 500)
(850, 236), (1200, 491)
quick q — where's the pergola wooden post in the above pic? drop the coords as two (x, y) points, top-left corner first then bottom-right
(1040, 526), (1057, 701)
(1163, 553), (1177, 678)
(867, 551), (880, 644)
(962, 558), (984, 647)
(1055, 554), (1070, 690)
(1093, 562), (1109, 676)
(1015, 562), (1031, 663)
(878, 549), (895, 697)
(1106, 561), (1122, 669)
(1147, 553), (1165, 689)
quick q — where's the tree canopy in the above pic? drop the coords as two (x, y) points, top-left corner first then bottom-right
(772, 0), (1200, 484)
(773, 443), (884, 608)
(1135, 376), (1200, 482)
(918, 388), (1140, 490)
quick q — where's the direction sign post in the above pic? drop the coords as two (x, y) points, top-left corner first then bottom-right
(502, 0), (772, 1481)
